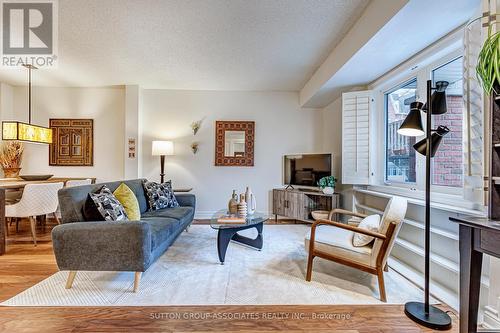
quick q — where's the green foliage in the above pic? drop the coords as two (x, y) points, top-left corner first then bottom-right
(317, 176), (336, 189)
(477, 27), (500, 95)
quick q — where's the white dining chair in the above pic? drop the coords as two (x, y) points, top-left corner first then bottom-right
(65, 179), (92, 187)
(5, 182), (64, 246)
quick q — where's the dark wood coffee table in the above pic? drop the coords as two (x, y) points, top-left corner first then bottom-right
(210, 210), (268, 264)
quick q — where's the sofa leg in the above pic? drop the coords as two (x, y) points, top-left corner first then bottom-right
(185, 226), (190, 232)
(65, 271), (77, 289)
(133, 272), (142, 293)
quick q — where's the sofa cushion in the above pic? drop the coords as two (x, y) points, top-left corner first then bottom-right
(143, 180), (179, 211)
(59, 179), (149, 224)
(141, 216), (181, 250)
(83, 185), (128, 221)
(142, 206), (194, 224)
(113, 183), (141, 220)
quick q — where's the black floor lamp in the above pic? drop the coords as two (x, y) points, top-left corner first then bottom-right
(397, 80), (452, 330)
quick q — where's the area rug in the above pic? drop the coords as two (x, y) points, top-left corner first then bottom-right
(2, 225), (425, 306)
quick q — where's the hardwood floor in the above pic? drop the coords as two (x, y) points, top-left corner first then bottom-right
(0, 218), (459, 332)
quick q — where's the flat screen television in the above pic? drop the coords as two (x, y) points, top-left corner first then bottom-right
(283, 153), (332, 188)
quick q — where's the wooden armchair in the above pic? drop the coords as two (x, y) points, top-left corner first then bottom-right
(305, 196), (407, 302)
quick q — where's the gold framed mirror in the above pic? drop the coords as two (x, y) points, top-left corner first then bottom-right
(215, 121), (255, 166)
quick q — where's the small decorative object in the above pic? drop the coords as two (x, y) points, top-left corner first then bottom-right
(476, 27), (500, 95)
(19, 174), (53, 181)
(128, 138), (136, 158)
(311, 210), (329, 221)
(49, 119), (94, 166)
(0, 141), (24, 178)
(191, 120), (202, 135)
(245, 186), (257, 215)
(318, 176), (336, 194)
(237, 193), (247, 218)
(191, 142), (199, 154)
(228, 190), (238, 215)
(216, 216), (245, 224)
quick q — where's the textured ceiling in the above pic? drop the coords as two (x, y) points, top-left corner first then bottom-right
(0, 0), (370, 90)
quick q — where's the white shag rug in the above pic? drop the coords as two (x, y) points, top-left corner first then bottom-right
(2, 225), (425, 306)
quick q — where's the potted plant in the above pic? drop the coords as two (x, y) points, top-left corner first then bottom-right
(0, 141), (24, 178)
(476, 27), (500, 96)
(317, 176), (336, 195)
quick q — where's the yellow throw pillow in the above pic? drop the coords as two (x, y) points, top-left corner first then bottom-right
(113, 183), (141, 221)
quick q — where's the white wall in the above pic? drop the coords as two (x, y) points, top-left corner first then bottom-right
(140, 90), (323, 217)
(9, 86), (125, 182)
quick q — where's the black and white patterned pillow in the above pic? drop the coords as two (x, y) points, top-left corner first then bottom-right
(143, 180), (179, 211)
(83, 185), (128, 221)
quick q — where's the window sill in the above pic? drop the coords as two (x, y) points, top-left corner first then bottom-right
(356, 185), (486, 217)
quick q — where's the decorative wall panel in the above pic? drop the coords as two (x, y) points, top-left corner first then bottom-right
(49, 119), (93, 166)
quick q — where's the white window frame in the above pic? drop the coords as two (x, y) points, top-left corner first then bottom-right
(383, 77), (419, 189)
(373, 44), (465, 196)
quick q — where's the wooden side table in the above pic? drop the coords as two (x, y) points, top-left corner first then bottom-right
(449, 216), (500, 333)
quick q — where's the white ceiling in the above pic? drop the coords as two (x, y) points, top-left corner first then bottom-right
(0, 0), (370, 90)
(303, 0), (479, 107)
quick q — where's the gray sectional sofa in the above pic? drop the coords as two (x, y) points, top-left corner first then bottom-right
(51, 179), (195, 292)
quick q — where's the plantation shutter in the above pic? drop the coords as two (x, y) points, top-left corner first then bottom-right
(462, 7), (492, 207)
(342, 90), (374, 185)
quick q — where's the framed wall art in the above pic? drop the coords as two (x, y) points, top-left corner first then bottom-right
(215, 120), (254, 166)
(49, 119), (94, 166)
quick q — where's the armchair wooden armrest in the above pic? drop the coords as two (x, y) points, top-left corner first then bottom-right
(311, 219), (386, 240)
(328, 208), (369, 221)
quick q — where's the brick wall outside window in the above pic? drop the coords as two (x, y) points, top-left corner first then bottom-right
(432, 95), (463, 187)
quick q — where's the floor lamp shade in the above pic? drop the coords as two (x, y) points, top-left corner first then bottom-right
(413, 126), (450, 157)
(398, 102), (425, 137)
(422, 81), (449, 115)
(152, 140), (174, 184)
(152, 141), (174, 156)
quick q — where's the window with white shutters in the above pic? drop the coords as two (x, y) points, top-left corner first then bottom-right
(463, 17), (485, 206)
(342, 90), (374, 185)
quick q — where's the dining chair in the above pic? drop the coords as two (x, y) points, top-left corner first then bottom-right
(65, 179), (92, 187)
(5, 182), (64, 246)
(305, 196), (408, 302)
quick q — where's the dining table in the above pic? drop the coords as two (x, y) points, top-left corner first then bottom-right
(0, 177), (96, 255)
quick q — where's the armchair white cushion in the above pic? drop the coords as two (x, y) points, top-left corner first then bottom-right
(305, 226), (372, 266)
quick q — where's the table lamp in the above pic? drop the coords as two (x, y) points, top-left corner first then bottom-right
(152, 140), (174, 183)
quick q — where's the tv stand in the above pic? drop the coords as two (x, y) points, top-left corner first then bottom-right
(272, 188), (340, 223)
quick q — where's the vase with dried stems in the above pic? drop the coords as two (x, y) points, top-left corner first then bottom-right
(0, 141), (24, 178)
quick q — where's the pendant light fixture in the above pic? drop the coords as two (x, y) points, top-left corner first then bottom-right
(2, 64), (53, 144)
